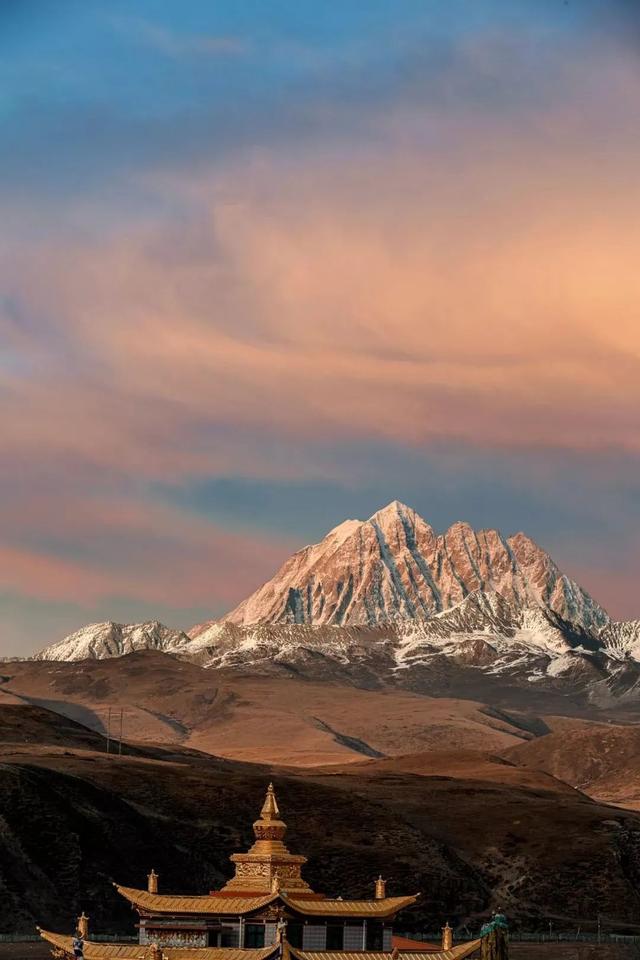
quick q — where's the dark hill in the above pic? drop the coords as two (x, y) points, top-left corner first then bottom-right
(1, 734), (640, 935)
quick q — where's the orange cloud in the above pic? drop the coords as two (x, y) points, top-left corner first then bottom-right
(2, 36), (639, 481)
(0, 492), (293, 607)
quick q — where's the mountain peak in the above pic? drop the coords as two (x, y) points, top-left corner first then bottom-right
(445, 520), (476, 537)
(368, 499), (416, 522)
(223, 502), (608, 630)
(325, 517), (363, 544)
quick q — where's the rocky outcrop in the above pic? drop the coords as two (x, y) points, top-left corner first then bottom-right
(224, 501), (608, 630)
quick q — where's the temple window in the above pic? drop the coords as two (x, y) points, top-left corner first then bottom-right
(366, 922), (384, 951)
(302, 924), (327, 950)
(244, 925), (265, 948)
(221, 925), (240, 948)
(326, 924), (344, 950)
(343, 921), (364, 951)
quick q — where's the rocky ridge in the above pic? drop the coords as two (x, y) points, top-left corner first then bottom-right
(33, 619), (192, 663)
(225, 501), (608, 630)
(33, 502), (640, 705)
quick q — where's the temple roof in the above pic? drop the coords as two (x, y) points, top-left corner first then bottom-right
(114, 885), (417, 919)
(115, 784), (417, 918)
(37, 930), (481, 960)
(289, 944), (482, 960)
(281, 893), (420, 919)
(114, 885), (277, 915)
(37, 931), (279, 960)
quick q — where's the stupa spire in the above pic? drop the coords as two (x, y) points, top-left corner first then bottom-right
(260, 783), (280, 820)
(222, 783), (313, 895)
(253, 783), (287, 843)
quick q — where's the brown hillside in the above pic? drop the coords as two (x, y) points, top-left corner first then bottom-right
(503, 716), (640, 810)
(0, 652), (534, 764)
(0, 722), (639, 935)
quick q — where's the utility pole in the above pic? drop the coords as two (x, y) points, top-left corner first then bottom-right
(106, 707), (112, 755)
(118, 708), (123, 756)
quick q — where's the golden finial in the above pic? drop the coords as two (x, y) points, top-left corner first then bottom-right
(271, 874), (281, 893)
(442, 922), (453, 951)
(375, 875), (386, 900)
(77, 913), (89, 938)
(252, 783), (287, 845)
(260, 783), (280, 820)
(148, 869), (158, 894)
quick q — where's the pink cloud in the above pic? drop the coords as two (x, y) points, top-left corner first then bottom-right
(0, 544), (109, 603)
(4, 57), (640, 482)
(0, 493), (293, 608)
(1, 30), (639, 637)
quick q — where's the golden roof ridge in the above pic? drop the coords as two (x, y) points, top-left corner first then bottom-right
(280, 892), (420, 918)
(114, 885), (279, 915)
(38, 930), (281, 960)
(287, 941), (482, 960)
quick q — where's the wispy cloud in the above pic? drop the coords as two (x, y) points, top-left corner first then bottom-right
(114, 15), (248, 59)
(2, 4), (640, 651)
(0, 489), (292, 608)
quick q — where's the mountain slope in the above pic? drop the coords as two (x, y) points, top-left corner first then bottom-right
(504, 716), (640, 810)
(224, 501), (608, 630)
(186, 590), (624, 705)
(33, 620), (191, 662)
(3, 724), (640, 933)
(600, 619), (640, 661)
(0, 650), (535, 765)
(32, 502), (640, 707)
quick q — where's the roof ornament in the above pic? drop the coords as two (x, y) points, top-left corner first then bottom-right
(375, 876), (387, 900)
(261, 783), (280, 820)
(276, 915), (287, 943)
(76, 913), (89, 940)
(253, 783), (287, 844)
(442, 922), (453, 951)
(147, 869), (158, 894)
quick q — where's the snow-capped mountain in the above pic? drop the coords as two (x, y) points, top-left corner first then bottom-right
(33, 620), (192, 662)
(33, 502), (640, 705)
(182, 590), (640, 705)
(225, 500), (608, 631)
(187, 590), (600, 678)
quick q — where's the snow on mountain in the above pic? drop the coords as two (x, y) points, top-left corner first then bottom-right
(224, 500), (608, 631)
(34, 620), (191, 662)
(35, 502), (640, 706)
(599, 619), (640, 661)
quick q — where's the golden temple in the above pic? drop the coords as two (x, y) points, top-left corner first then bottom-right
(38, 783), (502, 960)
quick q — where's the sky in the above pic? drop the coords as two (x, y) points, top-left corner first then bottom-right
(2, 0), (640, 655)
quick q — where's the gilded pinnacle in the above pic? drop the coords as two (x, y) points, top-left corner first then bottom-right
(260, 782), (280, 820)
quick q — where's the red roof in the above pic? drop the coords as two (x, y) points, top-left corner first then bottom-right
(392, 936), (442, 952)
